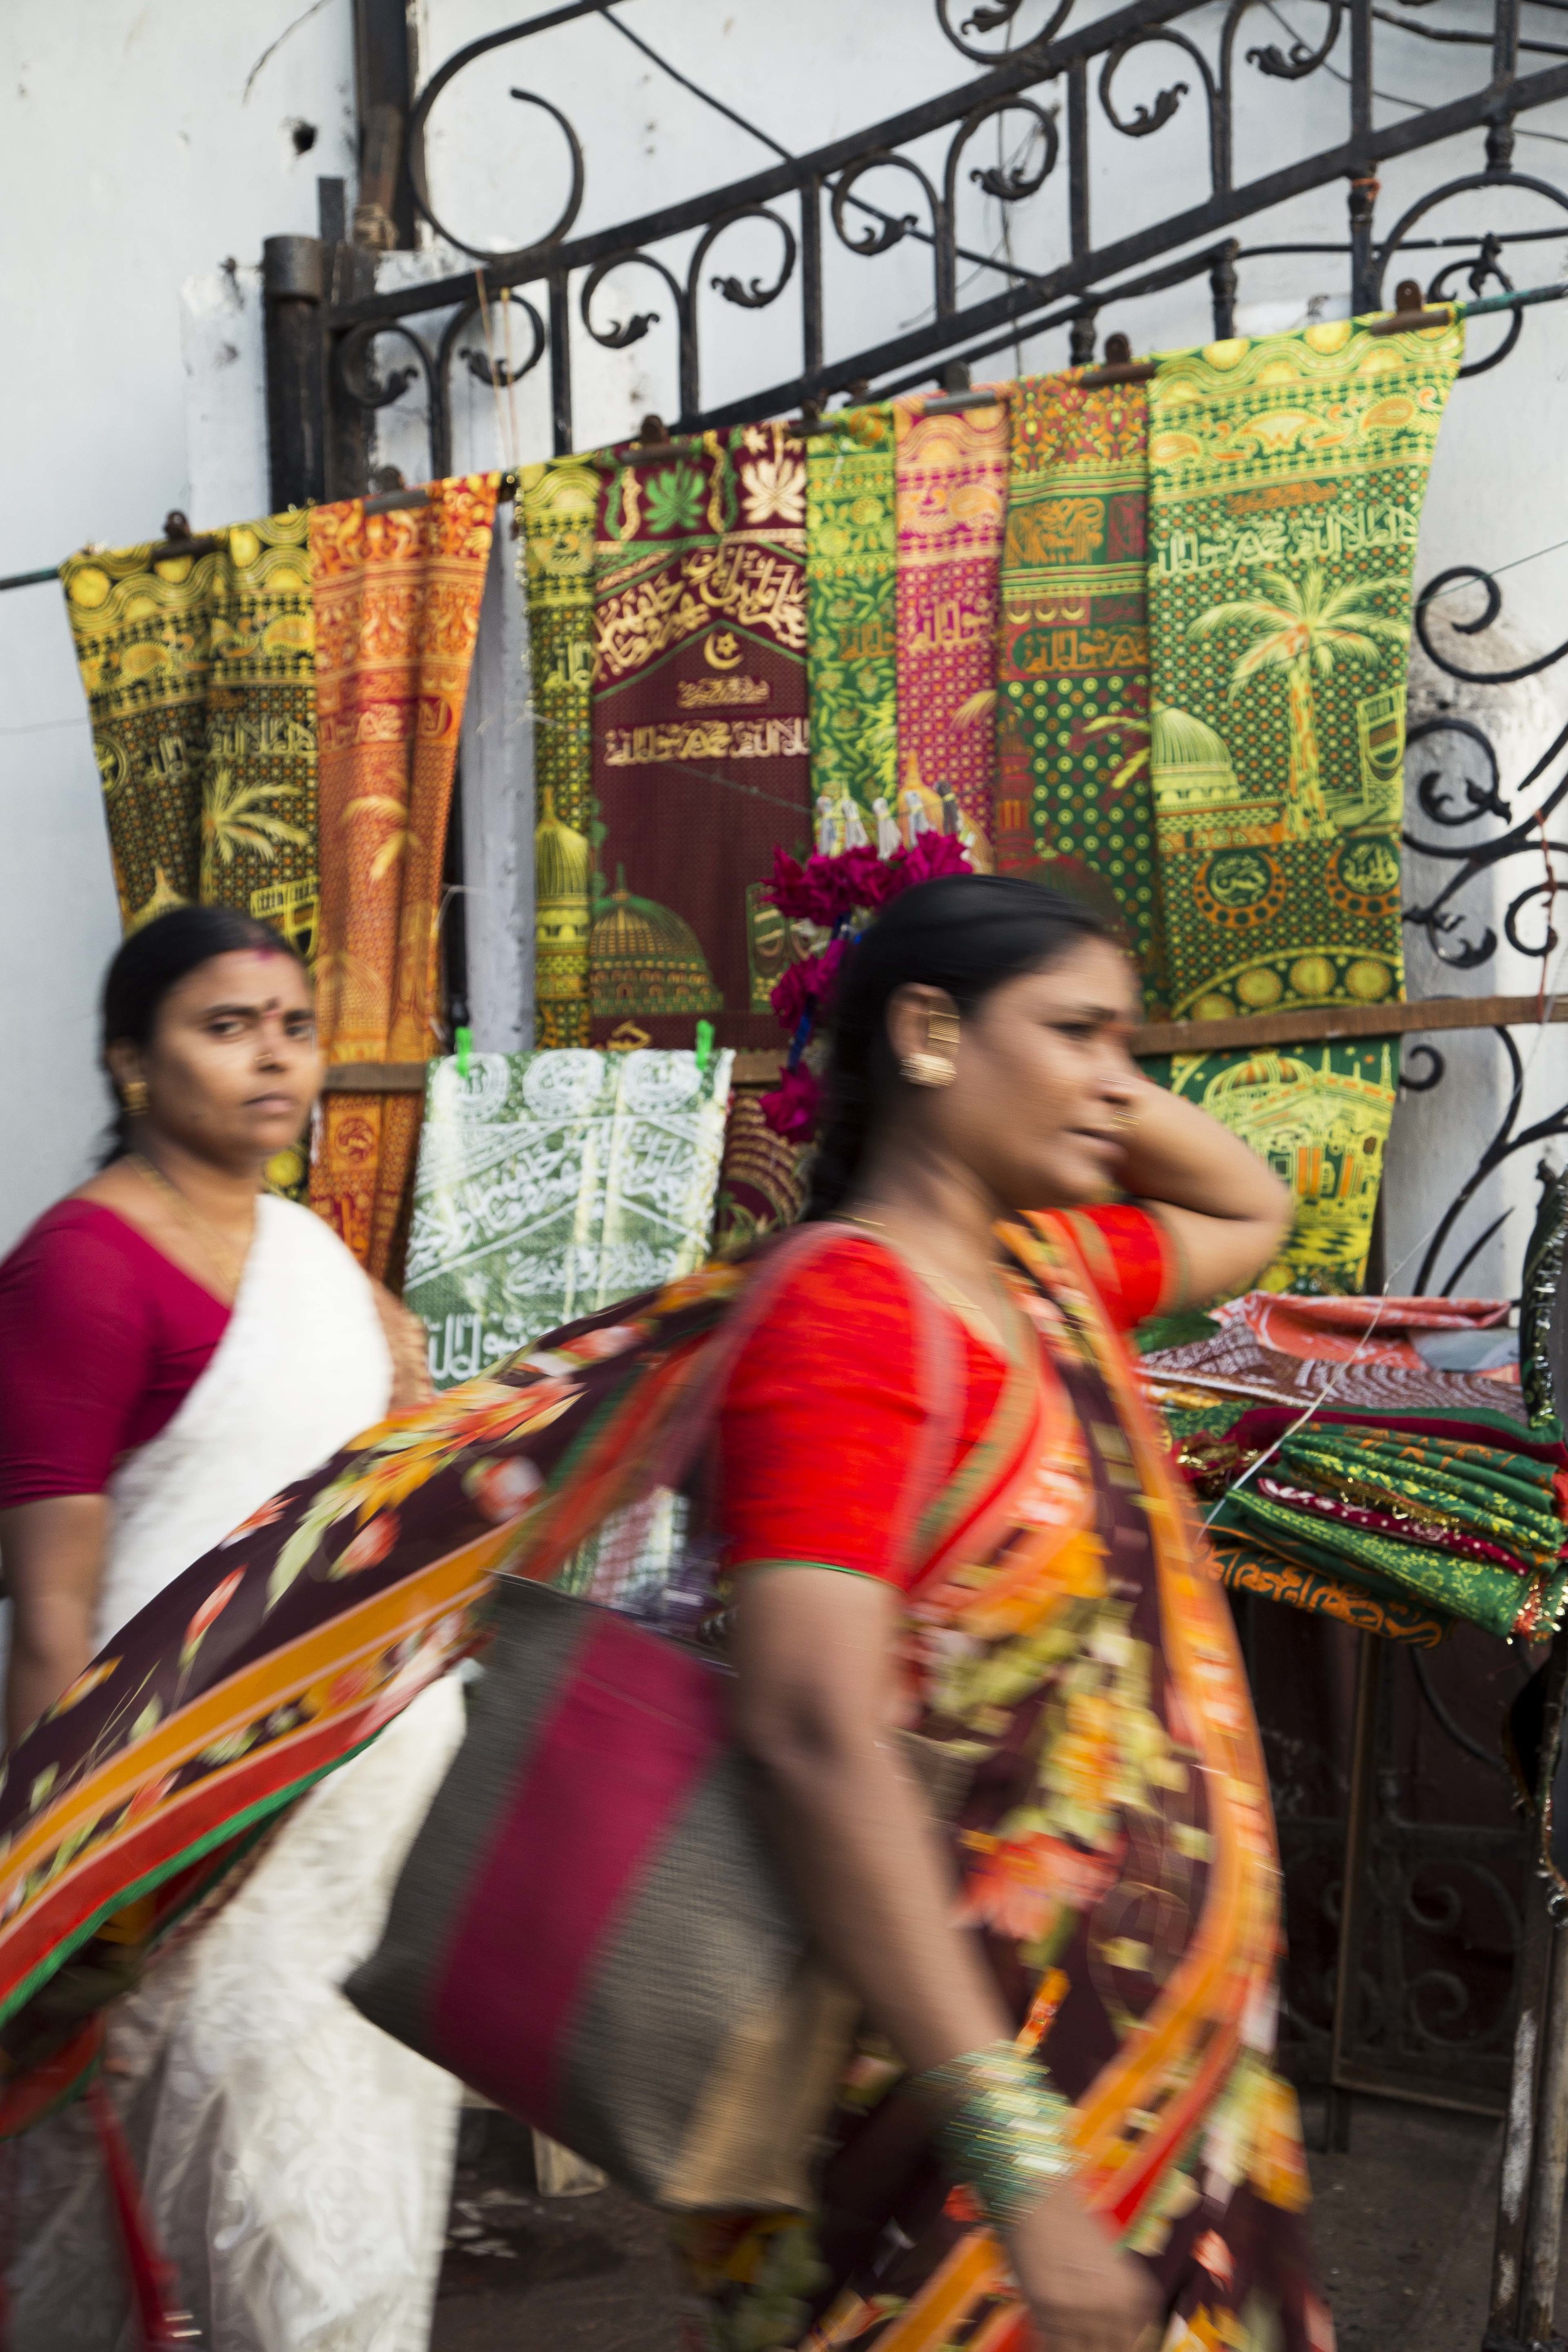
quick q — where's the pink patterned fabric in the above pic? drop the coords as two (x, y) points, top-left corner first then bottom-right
(893, 391), (1009, 852)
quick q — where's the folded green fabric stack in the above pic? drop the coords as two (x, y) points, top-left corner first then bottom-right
(1209, 1422), (1568, 1640)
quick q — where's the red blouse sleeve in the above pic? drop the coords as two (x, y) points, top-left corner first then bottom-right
(718, 1237), (937, 1589)
(1036, 1203), (1174, 1333)
(0, 1203), (228, 1508)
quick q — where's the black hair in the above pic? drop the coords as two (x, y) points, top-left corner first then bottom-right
(100, 905), (305, 1163)
(805, 873), (1113, 1220)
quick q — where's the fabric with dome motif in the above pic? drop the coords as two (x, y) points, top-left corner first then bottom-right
(403, 1047), (733, 1386)
(1146, 317), (1463, 1021)
(590, 426), (810, 1049)
(520, 455), (601, 1047)
(1140, 1039), (1397, 1294)
(995, 373), (1168, 1006)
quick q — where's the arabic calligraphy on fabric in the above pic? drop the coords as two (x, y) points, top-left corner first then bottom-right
(893, 391), (1007, 862)
(590, 424), (810, 1049)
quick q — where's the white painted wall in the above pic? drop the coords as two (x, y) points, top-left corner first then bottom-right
(4, 0), (1567, 1293)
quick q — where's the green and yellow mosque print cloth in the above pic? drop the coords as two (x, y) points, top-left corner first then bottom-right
(1142, 1037), (1398, 1293)
(805, 405), (897, 850)
(62, 514), (317, 948)
(995, 372), (1167, 1004)
(520, 454), (601, 1047)
(1146, 314), (1463, 1020)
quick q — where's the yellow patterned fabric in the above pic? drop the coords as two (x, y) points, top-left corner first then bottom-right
(1141, 1039), (1397, 1293)
(1147, 316), (1462, 1020)
(1210, 1535), (1446, 1646)
(520, 455), (600, 1046)
(61, 515), (317, 947)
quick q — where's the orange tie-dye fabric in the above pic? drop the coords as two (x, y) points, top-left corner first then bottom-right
(308, 475), (500, 1280)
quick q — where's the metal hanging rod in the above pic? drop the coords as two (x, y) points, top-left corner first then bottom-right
(6, 275), (1568, 596)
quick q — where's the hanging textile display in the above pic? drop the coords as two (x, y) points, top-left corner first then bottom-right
(403, 1046), (732, 1387)
(1140, 1039), (1397, 1293)
(712, 1088), (809, 1253)
(60, 515), (317, 943)
(588, 423), (809, 1051)
(309, 474), (500, 1281)
(892, 391), (1008, 864)
(1146, 315), (1463, 1020)
(805, 406), (897, 851)
(520, 455), (600, 1049)
(994, 371), (1166, 1002)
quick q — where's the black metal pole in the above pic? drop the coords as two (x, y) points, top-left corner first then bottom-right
(263, 235), (328, 510)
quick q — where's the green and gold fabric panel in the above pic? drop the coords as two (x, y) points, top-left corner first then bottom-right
(996, 373), (1167, 1005)
(1141, 1038), (1397, 1293)
(590, 423), (810, 1050)
(521, 455), (601, 1047)
(201, 516), (317, 953)
(805, 405), (896, 850)
(1146, 316), (1463, 1020)
(63, 517), (318, 946)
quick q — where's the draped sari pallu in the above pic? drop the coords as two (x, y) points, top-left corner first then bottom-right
(0, 1219), (1320, 2346)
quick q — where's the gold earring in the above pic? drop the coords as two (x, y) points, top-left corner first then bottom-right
(122, 1079), (149, 1117)
(901, 1012), (961, 1088)
(901, 1052), (956, 1088)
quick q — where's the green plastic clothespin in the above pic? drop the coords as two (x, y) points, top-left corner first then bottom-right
(455, 1025), (473, 1078)
(694, 1018), (714, 1076)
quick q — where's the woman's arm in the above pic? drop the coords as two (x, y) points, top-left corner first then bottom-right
(1117, 1077), (1292, 1307)
(731, 1564), (1156, 2352)
(1, 1495), (109, 1748)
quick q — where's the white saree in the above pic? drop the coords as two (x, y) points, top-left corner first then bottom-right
(5, 1198), (465, 2352)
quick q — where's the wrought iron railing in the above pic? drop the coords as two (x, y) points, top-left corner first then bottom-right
(255, 0), (1568, 490)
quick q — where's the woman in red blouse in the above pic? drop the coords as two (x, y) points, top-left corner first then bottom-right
(681, 876), (1330, 2352)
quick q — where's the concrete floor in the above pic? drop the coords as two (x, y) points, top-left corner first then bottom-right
(431, 2099), (1527, 2352)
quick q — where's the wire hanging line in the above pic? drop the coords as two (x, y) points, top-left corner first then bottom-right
(5, 273), (1567, 597)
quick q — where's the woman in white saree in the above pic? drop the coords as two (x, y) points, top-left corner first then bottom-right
(0, 907), (464, 2352)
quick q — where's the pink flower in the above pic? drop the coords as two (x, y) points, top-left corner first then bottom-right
(770, 935), (847, 1036)
(760, 1064), (820, 1140)
(894, 830), (972, 889)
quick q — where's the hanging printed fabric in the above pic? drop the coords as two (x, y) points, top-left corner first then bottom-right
(404, 1047), (732, 1386)
(61, 515), (317, 945)
(1146, 316), (1463, 1020)
(805, 406), (896, 853)
(994, 373), (1166, 1005)
(590, 423), (809, 1051)
(892, 391), (1008, 866)
(521, 454), (600, 1049)
(712, 1089), (809, 1254)
(1140, 1038), (1398, 1293)
(310, 474), (500, 1281)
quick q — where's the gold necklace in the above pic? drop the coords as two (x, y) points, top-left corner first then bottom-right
(130, 1155), (253, 1300)
(840, 1210), (1024, 1361)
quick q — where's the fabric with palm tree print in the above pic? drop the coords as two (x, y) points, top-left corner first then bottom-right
(309, 475), (501, 1279)
(591, 423), (810, 1050)
(995, 373), (1168, 1007)
(1147, 315), (1462, 1020)
(806, 406), (898, 850)
(61, 513), (317, 947)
